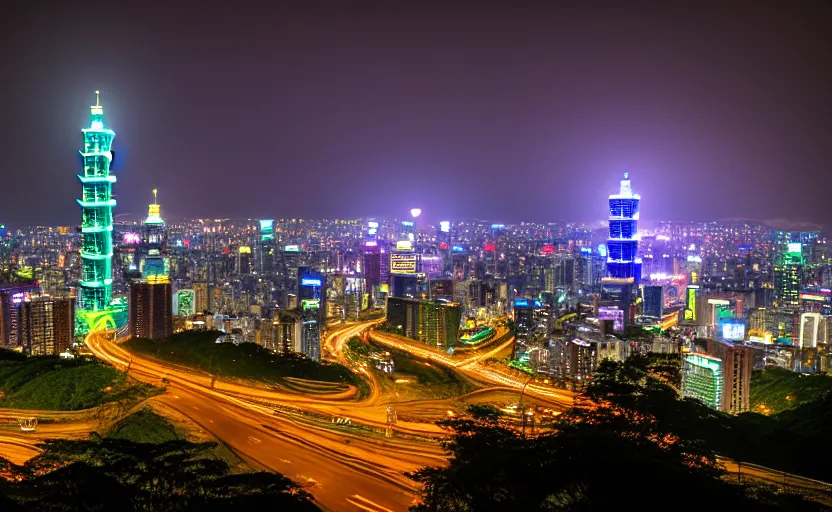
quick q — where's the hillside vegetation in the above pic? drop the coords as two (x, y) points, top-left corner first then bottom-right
(123, 330), (361, 389)
(0, 351), (157, 411)
(749, 367), (832, 414)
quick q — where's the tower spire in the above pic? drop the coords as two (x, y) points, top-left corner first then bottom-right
(95, 90), (100, 107)
(146, 189), (164, 225)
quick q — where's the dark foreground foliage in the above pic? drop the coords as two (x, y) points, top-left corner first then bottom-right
(0, 438), (319, 511)
(410, 356), (824, 511)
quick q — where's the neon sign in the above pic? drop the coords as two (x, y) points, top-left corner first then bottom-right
(122, 232), (140, 245)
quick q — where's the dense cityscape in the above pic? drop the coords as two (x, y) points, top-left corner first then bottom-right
(0, 92), (829, 510)
(2, 4), (832, 512)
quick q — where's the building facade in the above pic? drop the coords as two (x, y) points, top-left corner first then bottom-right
(129, 278), (173, 340)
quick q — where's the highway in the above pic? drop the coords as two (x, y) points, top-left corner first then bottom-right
(85, 324), (444, 512)
(367, 329), (576, 408)
(4, 319), (829, 510)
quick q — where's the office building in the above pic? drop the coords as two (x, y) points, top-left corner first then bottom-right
(257, 219), (276, 274)
(386, 297), (461, 349)
(684, 338), (754, 414)
(300, 298), (321, 361)
(129, 277), (173, 340)
(0, 283), (40, 348)
(774, 243), (802, 308)
(642, 285), (664, 320)
(681, 353), (724, 411)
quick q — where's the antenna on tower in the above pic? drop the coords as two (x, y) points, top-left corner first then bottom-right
(153, 189), (158, 205)
(95, 90), (100, 106)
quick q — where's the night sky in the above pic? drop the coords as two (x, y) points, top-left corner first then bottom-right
(1, 3), (830, 228)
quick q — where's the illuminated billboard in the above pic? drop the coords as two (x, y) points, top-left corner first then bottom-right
(707, 298), (730, 306)
(175, 289), (196, 316)
(491, 224), (505, 229)
(364, 240), (378, 247)
(452, 245), (465, 252)
(368, 221), (379, 229)
(439, 221), (450, 233)
(284, 244), (300, 253)
(122, 232), (141, 245)
(301, 278), (322, 287)
(396, 240), (413, 251)
(301, 299), (320, 310)
(541, 244), (555, 254)
(401, 221), (414, 227)
(390, 253), (417, 274)
(685, 285), (698, 321)
(484, 243), (496, 252)
(721, 321), (745, 341)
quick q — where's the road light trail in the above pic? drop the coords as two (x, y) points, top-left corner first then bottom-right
(85, 326), (437, 511)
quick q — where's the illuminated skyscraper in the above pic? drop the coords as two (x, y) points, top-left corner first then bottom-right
(606, 173), (642, 281)
(77, 91), (116, 312)
(141, 189), (167, 279)
(257, 219), (275, 274)
(774, 242), (802, 308)
(681, 353), (723, 410)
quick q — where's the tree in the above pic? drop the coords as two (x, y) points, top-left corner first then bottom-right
(0, 439), (318, 511)
(409, 358), (823, 511)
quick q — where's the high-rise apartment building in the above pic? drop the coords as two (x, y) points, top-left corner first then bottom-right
(17, 296), (76, 356)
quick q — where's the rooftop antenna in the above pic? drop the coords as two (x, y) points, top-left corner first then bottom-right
(95, 90), (100, 106)
(153, 188), (158, 205)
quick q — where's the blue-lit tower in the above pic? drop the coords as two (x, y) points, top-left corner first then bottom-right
(606, 173), (642, 281)
(77, 91), (116, 311)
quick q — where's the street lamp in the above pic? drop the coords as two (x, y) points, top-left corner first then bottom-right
(519, 372), (535, 439)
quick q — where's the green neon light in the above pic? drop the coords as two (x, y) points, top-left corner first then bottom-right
(459, 326), (495, 345)
(76, 91), (116, 314)
(681, 353), (723, 410)
(75, 305), (127, 335)
(77, 174), (117, 184)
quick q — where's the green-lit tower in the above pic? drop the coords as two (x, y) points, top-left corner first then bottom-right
(76, 92), (119, 329)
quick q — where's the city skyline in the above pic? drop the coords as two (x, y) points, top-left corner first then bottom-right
(1, 4), (831, 227)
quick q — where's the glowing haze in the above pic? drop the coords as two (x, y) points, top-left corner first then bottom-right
(0, 4), (830, 228)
